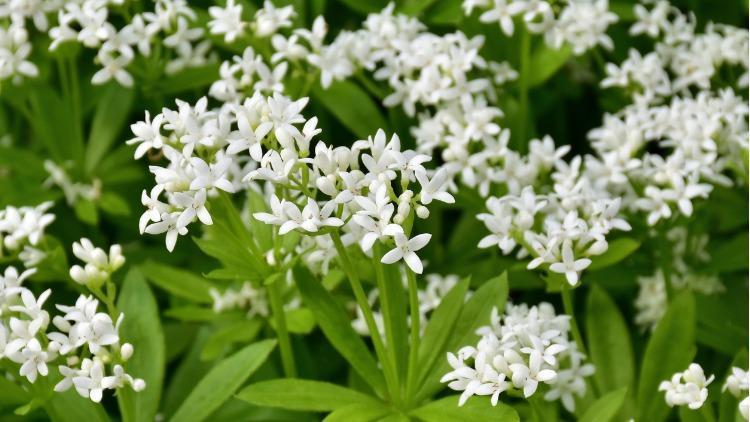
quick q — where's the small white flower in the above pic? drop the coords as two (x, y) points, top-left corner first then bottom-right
(381, 232), (431, 274)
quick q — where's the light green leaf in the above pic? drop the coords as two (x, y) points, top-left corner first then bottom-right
(140, 261), (213, 303)
(637, 292), (696, 422)
(170, 339), (276, 422)
(416, 276), (470, 386)
(416, 273), (508, 401)
(237, 379), (379, 412)
(589, 238), (640, 271)
(324, 402), (392, 422)
(98, 192), (131, 216)
(44, 388), (109, 422)
(85, 83), (134, 174)
(679, 404), (717, 422)
(528, 44), (572, 87)
(410, 396), (519, 421)
(160, 64), (221, 95)
(580, 387), (628, 422)
(117, 269), (165, 422)
(0, 375), (31, 406)
(293, 265), (386, 397)
(283, 308), (316, 334)
(312, 80), (388, 139)
(200, 319), (263, 361)
(74, 199), (99, 225)
(586, 284), (634, 394)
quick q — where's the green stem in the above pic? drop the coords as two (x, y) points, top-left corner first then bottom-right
(405, 268), (421, 404)
(268, 279), (297, 377)
(517, 26), (531, 153)
(371, 243), (400, 386)
(659, 226), (675, 302)
(561, 286), (586, 356)
(330, 232), (400, 403)
(68, 57), (83, 150)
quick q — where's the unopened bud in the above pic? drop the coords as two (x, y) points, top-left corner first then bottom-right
(132, 379), (146, 392)
(121, 343), (134, 361)
(416, 205), (429, 219)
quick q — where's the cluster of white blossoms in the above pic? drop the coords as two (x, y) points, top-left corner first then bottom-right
(209, 279), (301, 320)
(659, 363), (714, 410)
(130, 91), (452, 274)
(724, 367), (750, 420)
(0, 262), (144, 402)
(69, 238), (125, 288)
(635, 227), (724, 330)
(0, 22), (38, 82)
(464, 0), (618, 55)
(441, 302), (594, 412)
(606, 0), (749, 97)
(352, 274), (469, 336)
(477, 153), (632, 286)
(592, 2), (749, 227)
(0, 202), (55, 261)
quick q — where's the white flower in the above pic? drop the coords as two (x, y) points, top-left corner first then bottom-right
(416, 168), (455, 205)
(127, 111), (164, 159)
(381, 233), (431, 274)
(253, 0), (295, 37)
(208, 0), (246, 42)
(659, 363), (714, 410)
(549, 240), (591, 286)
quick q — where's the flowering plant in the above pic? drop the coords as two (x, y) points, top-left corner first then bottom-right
(0, 0), (747, 420)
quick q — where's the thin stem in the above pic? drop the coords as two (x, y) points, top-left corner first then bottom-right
(561, 285), (586, 356)
(517, 26), (531, 153)
(405, 268), (421, 404)
(330, 232), (400, 404)
(371, 243), (400, 386)
(659, 226), (675, 302)
(268, 279), (297, 377)
(68, 57), (83, 152)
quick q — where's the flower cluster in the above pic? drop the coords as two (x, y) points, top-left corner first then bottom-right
(634, 227), (724, 331)
(0, 263), (144, 402)
(659, 363), (714, 410)
(724, 367), (750, 420)
(69, 238), (125, 289)
(0, 202), (55, 259)
(0, 23), (38, 82)
(464, 0), (618, 55)
(441, 302), (594, 411)
(131, 90), (452, 274)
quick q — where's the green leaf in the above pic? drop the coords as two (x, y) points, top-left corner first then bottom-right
(74, 199), (99, 225)
(283, 307), (316, 334)
(44, 388), (109, 422)
(424, 0), (463, 25)
(98, 192), (131, 216)
(324, 402), (392, 422)
(580, 387), (628, 422)
(709, 232), (749, 273)
(637, 292), (696, 422)
(85, 83), (134, 174)
(312, 80), (388, 139)
(293, 265), (386, 397)
(410, 396), (519, 422)
(397, 0), (438, 16)
(528, 44), (572, 87)
(160, 64), (221, 95)
(0, 375), (31, 406)
(588, 238), (640, 271)
(237, 379), (379, 412)
(170, 339), (276, 422)
(416, 276), (470, 386)
(330, 0), (388, 15)
(679, 404), (717, 422)
(586, 284), (634, 394)
(139, 261), (213, 303)
(201, 319), (263, 361)
(416, 273), (508, 401)
(117, 269), (165, 422)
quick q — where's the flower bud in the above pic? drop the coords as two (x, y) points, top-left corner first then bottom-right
(416, 205), (429, 219)
(132, 378), (146, 392)
(121, 343), (134, 361)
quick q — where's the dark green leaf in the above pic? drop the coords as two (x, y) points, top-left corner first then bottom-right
(589, 238), (640, 271)
(528, 44), (572, 87)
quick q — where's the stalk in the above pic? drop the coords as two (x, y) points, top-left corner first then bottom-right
(330, 232), (401, 403)
(268, 279), (297, 377)
(517, 26), (531, 153)
(371, 243), (401, 386)
(560, 285), (586, 356)
(404, 268), (421, 403)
